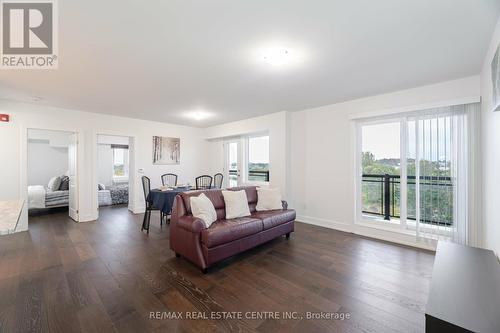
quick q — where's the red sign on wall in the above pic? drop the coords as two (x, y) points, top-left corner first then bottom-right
(0, 114), (9, 122)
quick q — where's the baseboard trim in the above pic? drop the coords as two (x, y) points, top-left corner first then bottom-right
(132, 205), (145, 214)
(296, 215), (436, 251)
(79, 213), (98, 222)
(296, 215), (352, 233)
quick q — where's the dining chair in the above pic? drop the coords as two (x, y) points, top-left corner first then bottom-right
(195, 175), (213, 190)
(161, 173), (178, 187)
(141, 176), (163, 233)
(213, 173), (223, 189)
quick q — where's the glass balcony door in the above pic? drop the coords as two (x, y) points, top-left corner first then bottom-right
(224, 139), (242, 188)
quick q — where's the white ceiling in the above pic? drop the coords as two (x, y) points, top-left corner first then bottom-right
(1, 0), (499, 127)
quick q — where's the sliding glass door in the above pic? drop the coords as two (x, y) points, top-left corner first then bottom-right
(357, 103), (478, 243)
(361, 121), (402, 223)
(224, 139), (242, 188)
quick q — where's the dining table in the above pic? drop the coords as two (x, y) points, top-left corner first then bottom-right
(142, 185), (219, 231)
(149, 186), (192, 215)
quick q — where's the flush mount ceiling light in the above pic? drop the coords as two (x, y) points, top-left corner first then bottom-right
(255, 43), (306, 70)
(263, 48), (290, 66)
(184, 109), (213, 121)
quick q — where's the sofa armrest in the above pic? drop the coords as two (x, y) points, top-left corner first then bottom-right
(281, 200), (288, 210)
(177, 215), (205, 233)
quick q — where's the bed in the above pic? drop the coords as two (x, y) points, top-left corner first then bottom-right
(28, 184), (128, 210)
(28, 186), (71, 209)
(98, 184), (129, 206)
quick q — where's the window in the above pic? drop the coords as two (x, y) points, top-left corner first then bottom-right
(247, 135), (269, 183)
(112, 146), (129, 179)
(356, 103), (477, 242)
(361, 122), (401, 222)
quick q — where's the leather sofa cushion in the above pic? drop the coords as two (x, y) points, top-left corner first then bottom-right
(201, 217), (263, 248)
(229, 186), (258, 212)
(181, 190), (226, 214)
(251, 210), (296, 230)
(180, 186), (259, 215)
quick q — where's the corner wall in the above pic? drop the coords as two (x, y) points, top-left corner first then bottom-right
(480, 16), (500, 256)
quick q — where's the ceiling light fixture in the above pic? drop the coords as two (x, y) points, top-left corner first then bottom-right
(254, 42), (306, 70)
(184, 109), (212, 121)
(262, 48), (291, 67)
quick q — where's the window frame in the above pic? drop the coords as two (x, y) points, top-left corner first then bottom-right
(245, 133), (270, 186)
(112, 146), (129, 183)
(355, 116), (408, 232)
(355, 114), (456, 235)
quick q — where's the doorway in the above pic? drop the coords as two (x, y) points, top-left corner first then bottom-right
(224, 139), (242, 187)
(96, 134), (133, 215)
(26, 128), (79, 222)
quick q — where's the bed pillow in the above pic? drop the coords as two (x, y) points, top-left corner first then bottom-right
(59, 176), (69, 191)
(47, 176), (61, 192)
(256, 188), (283, 211)
(190, 193), (217, 228)
(222, 190), (251, 219)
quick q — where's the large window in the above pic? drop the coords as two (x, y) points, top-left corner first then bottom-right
(224, 134), (270, 188)
(112, 146), (129, 180)
(247, 135), (269, 183)
(356, 103), (477, 242)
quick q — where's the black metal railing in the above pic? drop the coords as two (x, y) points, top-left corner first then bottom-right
(229, 170), (270, 182)
(362, 174), (453, 226)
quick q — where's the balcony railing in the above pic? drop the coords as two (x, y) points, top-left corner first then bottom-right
(229, 170), (270, 182)
(362, 174), (453, 226)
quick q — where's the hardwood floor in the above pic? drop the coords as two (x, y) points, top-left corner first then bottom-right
(0, 206), (434, 333)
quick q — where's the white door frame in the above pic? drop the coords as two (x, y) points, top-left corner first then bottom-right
(68, 132), (79, 221)
(92, 131), (137, 219)
(21, 126), (81, 229)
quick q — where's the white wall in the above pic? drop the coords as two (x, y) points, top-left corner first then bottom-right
(27, 129), (70, 186)
(0, 100), (211, 232)
(290, 76), (480, 249)
(204, 111), (290, 198)
(480, 16), (500, 256)
(28, 140), (68, 186)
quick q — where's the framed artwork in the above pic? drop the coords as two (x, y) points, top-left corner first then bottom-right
(152, 136), (180, 165)
(492, 43), (500, 111)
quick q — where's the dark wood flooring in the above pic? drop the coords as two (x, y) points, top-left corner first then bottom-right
(0, 206), (434, 333)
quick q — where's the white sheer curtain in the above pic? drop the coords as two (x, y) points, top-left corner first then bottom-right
(412, 103), (480, 245)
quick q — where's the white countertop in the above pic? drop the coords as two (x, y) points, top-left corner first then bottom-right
(0, 200), (24, 235)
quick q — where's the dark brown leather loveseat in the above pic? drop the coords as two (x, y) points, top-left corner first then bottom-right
(170, 186), (295, 272)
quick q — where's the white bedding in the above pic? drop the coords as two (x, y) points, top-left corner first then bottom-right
(28, 185), (46, 209)
(98, 190), (112, 206)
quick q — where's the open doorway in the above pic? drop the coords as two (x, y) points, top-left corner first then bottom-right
(96, 135), (132, 213)
(27, 129), (79, 221)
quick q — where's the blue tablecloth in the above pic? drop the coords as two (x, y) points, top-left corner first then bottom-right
(148, 187), (192, 215)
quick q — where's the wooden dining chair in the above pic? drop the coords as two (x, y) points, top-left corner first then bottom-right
(141, 176), (163, 234)
(161, 173), (178, 187)
(213, 173), (223, 189)
(195, 175), (213, 190)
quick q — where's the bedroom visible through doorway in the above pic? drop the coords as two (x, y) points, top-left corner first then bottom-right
(27, 129), (78, 222)
(96, 135), (132, 214)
